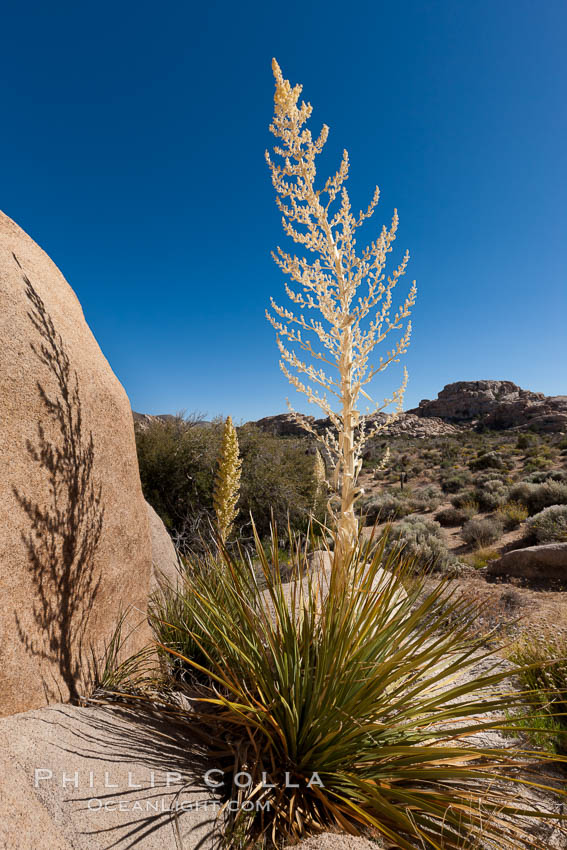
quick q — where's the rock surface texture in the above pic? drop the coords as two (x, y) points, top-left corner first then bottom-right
(487, 543), (567, 581)
(0, 211), (152, 716)
(410, 380), (567, 432)
(0, 704), (218, 850)
(146, 501), (181, 592)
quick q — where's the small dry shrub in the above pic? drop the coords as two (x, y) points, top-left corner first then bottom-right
(474, 479), (510, 512)
(410, 483), (443, 512)
(361, 490), (412, 522)
(461, 517), (504, 548)
(386, 516), (455, 571)
(463, 547), (501, 569)
(469, 451), (506, 471)
(497, 500), (529, 530)
(451, 489), (478, 509)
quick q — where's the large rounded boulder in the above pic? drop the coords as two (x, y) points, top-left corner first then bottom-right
(487, 543), (567, 582)
(0, 211), (153, 716)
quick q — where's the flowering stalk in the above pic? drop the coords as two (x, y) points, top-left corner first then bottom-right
(266, 59), (416, 564)
(213, 416), (242, 544)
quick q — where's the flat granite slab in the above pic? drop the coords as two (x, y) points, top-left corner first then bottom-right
(0, 703), (219, 850)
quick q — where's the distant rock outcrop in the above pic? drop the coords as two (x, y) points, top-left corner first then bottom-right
(249, 411), (459, 440)
(0, 211), (153, 717)
(410, 381), (567, 432)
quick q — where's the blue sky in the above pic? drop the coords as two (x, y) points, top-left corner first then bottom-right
(1, 0), (565, 422)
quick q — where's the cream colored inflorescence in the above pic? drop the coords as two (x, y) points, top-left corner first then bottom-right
(213, 415), (242, 544)
(266, 59), (417, 560)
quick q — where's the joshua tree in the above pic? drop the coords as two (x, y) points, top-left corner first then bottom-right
(213, 416), (242, 544)
(266, 59), (416, 560)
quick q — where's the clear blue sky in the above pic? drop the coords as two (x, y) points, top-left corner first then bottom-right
(1, 0), (565, 422)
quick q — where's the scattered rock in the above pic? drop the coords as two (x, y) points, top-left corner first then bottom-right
(0, 211), (152, 716)
(487, 543), (567, 581)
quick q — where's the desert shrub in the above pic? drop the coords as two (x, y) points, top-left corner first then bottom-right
(524, 469), (567, 484)
(237, 426), (326, 538)
(469, 451), (506, 471)
(440, 471), (472, 494)
(525, 505), (567, 544)
(509, 480), (567, 515)
(523, 455), (553, 473)
(436, 504), (477, 527)
(473, 479), (510, 512)
(461, 517), (504, 548)
(386, 516), (455, 571)
(516, 433), (538, 450)
(462, 547), (501, 569)
(135, 415), (222, 538)
(360, 490), (411, 523)
(136, 418), (325, 549)
(496, 500), (529, 530)
(473, 470), (507, 487)
(508, 631), (567, 754)
(410, 483), (443, 512)
(451, 489), (478, 509)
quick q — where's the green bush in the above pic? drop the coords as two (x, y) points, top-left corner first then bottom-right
(461, 517), (504, 548)
(237, 425), (326, 538)
(525, 505), (567, 544)
(523, 455), (552, 473)
(463, 547), (501, 569)
(135, 415), (222, 538)
(136, 418), (325, 549)
(386, 516), (455, 571)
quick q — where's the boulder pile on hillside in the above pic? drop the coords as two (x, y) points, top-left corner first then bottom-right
(410, 380), (567, 432)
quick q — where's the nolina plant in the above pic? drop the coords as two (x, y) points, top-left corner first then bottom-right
(213, 415), (242, 544)
(266, 59), (416, 562)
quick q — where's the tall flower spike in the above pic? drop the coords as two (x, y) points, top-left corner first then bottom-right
(213, 416), (242, 545)
(266, 60), (417, 568)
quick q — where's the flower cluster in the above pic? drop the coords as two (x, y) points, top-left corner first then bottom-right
(266, 59), (416, 554)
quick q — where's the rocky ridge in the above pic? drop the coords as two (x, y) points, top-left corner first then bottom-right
(133, 380), (567, 438)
